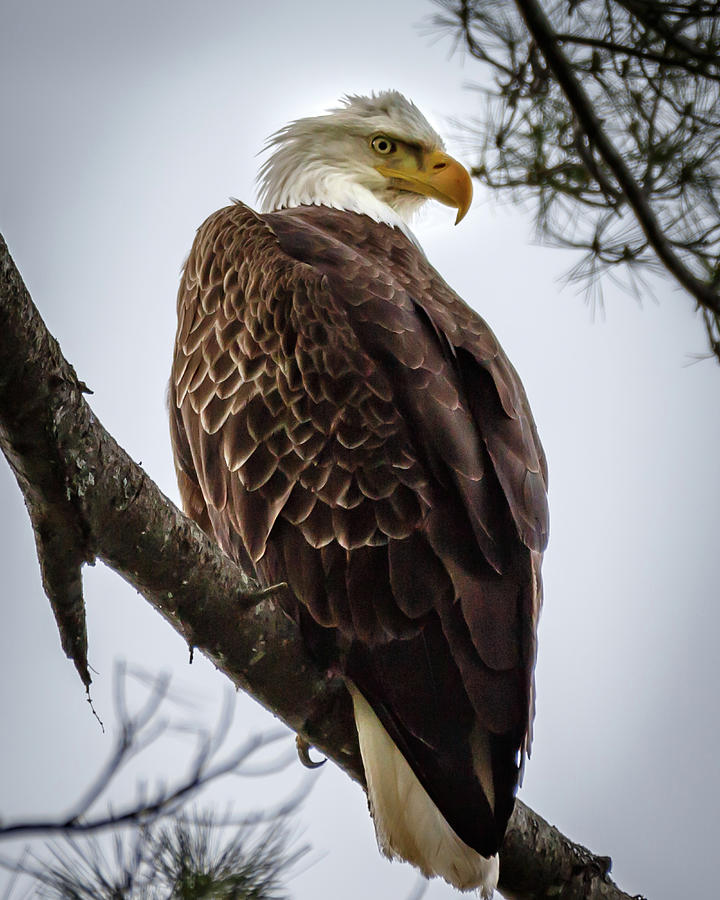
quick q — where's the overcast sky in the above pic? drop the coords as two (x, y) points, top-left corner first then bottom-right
(2, 2), (719, 898)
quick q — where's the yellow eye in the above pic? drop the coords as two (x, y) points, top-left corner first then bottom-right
(371, 135), (397, 155)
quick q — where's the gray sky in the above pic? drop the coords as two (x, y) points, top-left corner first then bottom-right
(1, 1), (719, 898)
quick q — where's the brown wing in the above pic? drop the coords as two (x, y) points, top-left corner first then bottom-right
(169, 202), (548, 856)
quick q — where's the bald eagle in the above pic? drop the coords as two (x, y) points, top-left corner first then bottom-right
(170, 91), (548, 897)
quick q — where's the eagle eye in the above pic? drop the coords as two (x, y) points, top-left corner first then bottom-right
(371, 135), (397, 156)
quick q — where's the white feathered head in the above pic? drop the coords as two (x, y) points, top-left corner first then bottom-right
(257, 91), (472, 227)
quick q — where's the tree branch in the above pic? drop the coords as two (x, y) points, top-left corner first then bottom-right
(512, 0), (720, 319)
(0, 234), (643, 899)
(553, 32), (720, 81)
(615, 0), (720, 66)
(0, 232), (359, 780)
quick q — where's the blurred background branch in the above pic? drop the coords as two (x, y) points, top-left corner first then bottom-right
(0, 664), (311, 899)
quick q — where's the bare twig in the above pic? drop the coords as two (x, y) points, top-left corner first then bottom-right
(0, 665), (301, 841)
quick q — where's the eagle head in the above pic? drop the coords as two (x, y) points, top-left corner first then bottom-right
(257, 90), (472, 227)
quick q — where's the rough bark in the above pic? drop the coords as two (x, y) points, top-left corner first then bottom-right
(0, 232), (643, 899)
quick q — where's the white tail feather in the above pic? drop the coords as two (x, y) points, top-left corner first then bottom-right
(349, 685), (499, 897)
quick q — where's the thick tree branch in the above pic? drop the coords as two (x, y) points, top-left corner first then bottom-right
(513, 0), (720, 319)
(0, 233), (642, 899)
(0, 232), (359, 780)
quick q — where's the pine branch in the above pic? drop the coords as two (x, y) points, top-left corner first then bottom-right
(0, 233), (643, 900)
(615, 0), (720, 66)
(433, 0), (720, 360)
(513, 0), (720, 319)
(553, 32), (720, 79)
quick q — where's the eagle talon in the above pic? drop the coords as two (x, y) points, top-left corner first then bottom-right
(252, 580), (288, 598)
(296, 735), (326, 769)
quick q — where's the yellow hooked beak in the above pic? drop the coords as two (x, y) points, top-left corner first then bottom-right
(376, 148), (473, 224)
